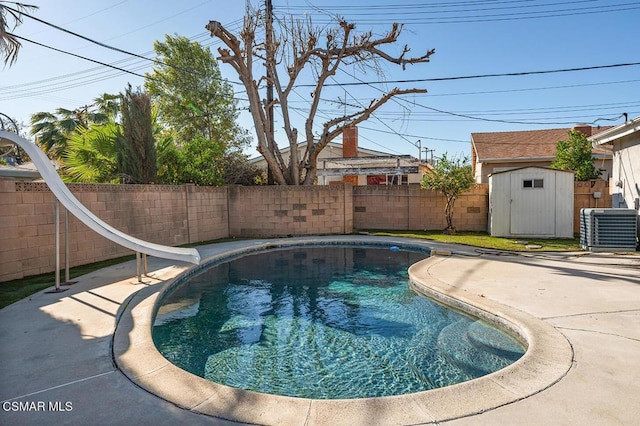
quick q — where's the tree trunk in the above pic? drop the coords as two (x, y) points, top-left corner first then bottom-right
(444, 195), (456, 234)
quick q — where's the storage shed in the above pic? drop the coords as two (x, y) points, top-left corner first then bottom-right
(489, 167), (574, 238)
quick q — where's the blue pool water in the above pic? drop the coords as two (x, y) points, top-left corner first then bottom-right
(152, 246), (525, 399)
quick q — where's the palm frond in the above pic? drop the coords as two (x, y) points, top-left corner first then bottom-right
(62, 122), (119, 183)
(1, 2), (38, 66)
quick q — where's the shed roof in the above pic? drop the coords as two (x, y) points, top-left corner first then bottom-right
(489, 166), (575, 177)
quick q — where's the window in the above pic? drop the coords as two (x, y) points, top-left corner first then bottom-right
(523, 178), (544, 189)
(367, 175), (409, 185)
(387, 175), (408, 185)
(367, 175), (386, 185)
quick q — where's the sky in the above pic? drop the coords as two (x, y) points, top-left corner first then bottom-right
(2, 0), (639, 161)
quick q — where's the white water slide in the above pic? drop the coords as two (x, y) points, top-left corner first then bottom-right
(1, 130), (201, 265)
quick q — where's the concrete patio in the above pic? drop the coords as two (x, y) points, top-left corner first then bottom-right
(1, 236), (639, 425)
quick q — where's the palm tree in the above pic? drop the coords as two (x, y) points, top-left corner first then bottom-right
(57, 87), (158, 184)
(117, 86), (156, 183)
(62, 121), (120, 183)
(30, 106), (109, 158)
(94, 92), (121, 120)
(0, 1), (37, 66)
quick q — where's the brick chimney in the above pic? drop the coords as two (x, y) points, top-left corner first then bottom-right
(342, 125), (358, 185)
(572, 124), (592, 137)
(342, 125), (358, 158)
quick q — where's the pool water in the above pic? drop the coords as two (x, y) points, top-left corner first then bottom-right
(152, 246), (525, 399)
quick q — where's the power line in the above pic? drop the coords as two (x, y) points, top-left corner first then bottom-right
(372, 101), (640, 117)
(425, 79), (640, 97)
(9, 33), (154, 81)
(260, 79), (640, 107)
(24, 0), (129, 36)
(297, 61), (640, 88)
(291, 0), (600, 16)
(5, 3), (637, 141)
(328, 76), (418, 151)
(4, 9), (637, 106)
(4, 5), (163, 64)
(0, 35), (242, 97)
(0, 34), (247, 102)
(279, 1), (640, 24)
(3, 4), (237, 80)
(333, 66), (631, 126)
(358, 125), (470, 144)
(400, 100), (630, 125)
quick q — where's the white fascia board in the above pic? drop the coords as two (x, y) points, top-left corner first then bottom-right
(589, 116), (640, 145)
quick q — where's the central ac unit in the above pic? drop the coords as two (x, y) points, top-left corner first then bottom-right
(580, 208), (638, 252)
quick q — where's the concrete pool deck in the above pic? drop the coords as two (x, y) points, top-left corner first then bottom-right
(1, 236), (639, 425)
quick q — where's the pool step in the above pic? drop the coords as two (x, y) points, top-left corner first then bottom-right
(437, 320), (524, 377)
(467, 321), (524, 361)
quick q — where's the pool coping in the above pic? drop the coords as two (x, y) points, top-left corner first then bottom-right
(112, 237), (574, 426)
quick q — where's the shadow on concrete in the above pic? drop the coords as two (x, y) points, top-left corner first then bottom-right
(0, 258), (231, 425)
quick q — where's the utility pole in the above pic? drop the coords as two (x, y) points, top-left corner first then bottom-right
(414, 139), (421, 162)
(265, 0), (275, 184)
(424, 147), (435, 165)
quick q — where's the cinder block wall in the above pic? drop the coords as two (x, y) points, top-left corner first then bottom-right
(0, 181), (353, 282)
(227, 184), (353, 238)
(1, 178), (24, 282)
(7, 179), (612, 283)
(353, 184), (489, 232)
(0, 182), (201, 281)
(2, 179), (611, 283)
(186, 185), (229, 243)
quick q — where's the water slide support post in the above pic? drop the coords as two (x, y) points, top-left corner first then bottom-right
(46, 199), (67, 293)
(136, 252), (148, 283)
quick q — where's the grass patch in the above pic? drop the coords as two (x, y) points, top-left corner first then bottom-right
(0, 255), (135, 309)
(0, 237), (246, 309)
(364, 230), (582, 252)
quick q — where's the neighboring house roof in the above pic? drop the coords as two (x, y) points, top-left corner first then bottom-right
(317, 155), (422, 176)
(248, 141), (398, 164)
(589, 116), (640, 146)
(0, 160), (59, 180)
(0, 165), (41, 179)
(471, 126), (612, 162)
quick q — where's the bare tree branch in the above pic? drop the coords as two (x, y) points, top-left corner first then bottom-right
(207, 13), (434, 185)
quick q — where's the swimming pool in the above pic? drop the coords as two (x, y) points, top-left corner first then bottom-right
(152, 244), (525, 399)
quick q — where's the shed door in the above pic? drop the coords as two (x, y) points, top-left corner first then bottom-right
(510, 172), (555, 235)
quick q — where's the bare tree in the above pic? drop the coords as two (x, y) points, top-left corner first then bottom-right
(206, 9), (434, 185)
(0, 1), (37, 66)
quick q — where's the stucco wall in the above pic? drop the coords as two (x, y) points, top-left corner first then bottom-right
(611, 135), (640, 210)
(613, 135), (640, 240)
